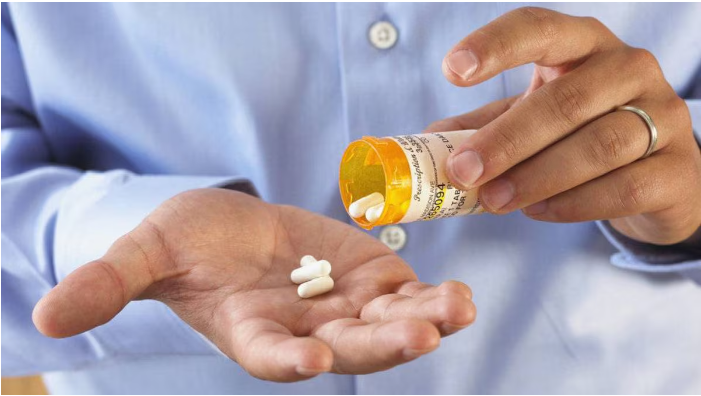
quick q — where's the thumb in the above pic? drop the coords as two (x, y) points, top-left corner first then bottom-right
(33, 222), (168, 338)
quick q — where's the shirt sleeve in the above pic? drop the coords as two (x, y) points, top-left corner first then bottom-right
(596, 221), (701, 283)
(3, 171), (249, 376)
(1, 6), (237, 375)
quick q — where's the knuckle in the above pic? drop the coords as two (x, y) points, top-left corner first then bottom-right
(379, 295), (404, 321)
(667, 96), (692, 131)
(581, 16), (605, 32)
(439, 280), (473, 299)
(488, 123), (524, 164)
(669, 95), (689, 116)
(581, 16), (616, 41)
(516, 7), (559, 44)
(546, 81), (591, 126)
(132, 218), (176, 282)
(472, 27), (516, 63)
(616, 172), (650, 212)
(628, 47), (663, 79)
(585, 123), (632, 169)
(630, 47), (658, 69)
(93, 260), (128, 307)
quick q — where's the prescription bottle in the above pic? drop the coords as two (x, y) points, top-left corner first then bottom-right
(339, 130), (483, 230)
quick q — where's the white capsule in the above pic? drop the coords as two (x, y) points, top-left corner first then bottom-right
(348, 192), (384, 218)
(290, 260), (331, 284)
(365, 202), (385, 223)
(297, 276), (334, 298)
(300, 255), (317, 266)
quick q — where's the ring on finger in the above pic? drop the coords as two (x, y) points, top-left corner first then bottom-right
(616, 105), (658, 160)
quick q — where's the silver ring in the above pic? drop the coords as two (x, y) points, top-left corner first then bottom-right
(616, 105), (658, 159)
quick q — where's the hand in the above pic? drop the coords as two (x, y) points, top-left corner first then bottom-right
(427, 7), (701, 245)
(33, 189), (476, 382)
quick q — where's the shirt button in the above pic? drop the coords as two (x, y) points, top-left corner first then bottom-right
(368, 21), (398, 50)
(379, 225), (407, 252)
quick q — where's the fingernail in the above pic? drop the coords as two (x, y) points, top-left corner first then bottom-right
(482, 179), (515, 211)
(296, 366), (325, 376)
(448, 150), (483, 189)
(403, 347), (434, 360)
(440, 323), (465, 335)
(445, 50), (479, 80)
(523, 200), (548, 216)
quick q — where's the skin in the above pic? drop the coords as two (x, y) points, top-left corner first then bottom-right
(33, 7), (700, 383)
(427, 7), (701, 246)
(33, 189), (476, 382)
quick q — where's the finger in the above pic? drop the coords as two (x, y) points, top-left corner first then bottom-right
(313, 318), (440, 374)
(480, 99), (675, 213)
(521, 151), (697, 245)
(359, 291), (476, 336)
(442, 7), (621, 86)
(396, 280), (473, 300)
(32, 221), (171, 338)
(522, 155), (670, 222)
(423, 95), (521, 133)
(447, 47), (657, 192)
(228, 318), (333, 382)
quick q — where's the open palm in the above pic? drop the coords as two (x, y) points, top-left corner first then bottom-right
(34, 189), (476, 382)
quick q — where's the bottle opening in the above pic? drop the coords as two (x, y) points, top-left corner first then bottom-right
(339, 137), (412, 229)
(340, 131), (482, 229)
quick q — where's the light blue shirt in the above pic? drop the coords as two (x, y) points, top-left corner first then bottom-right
(3, 3), (701, 394)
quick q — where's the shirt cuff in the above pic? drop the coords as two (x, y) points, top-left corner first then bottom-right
(596, 99), (701, 283)
(596, 221), (701, 284)
(53, 170), (255, 358)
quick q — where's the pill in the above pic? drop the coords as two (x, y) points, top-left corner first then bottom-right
(290, 260), (331, 284)
(365, 202), (385, 223)
(300, 255), (317, 266)
(298, 276), (334, 298)
(348, 192), (384, 218)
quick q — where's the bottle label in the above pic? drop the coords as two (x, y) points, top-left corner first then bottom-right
(389, 130), (483, 223)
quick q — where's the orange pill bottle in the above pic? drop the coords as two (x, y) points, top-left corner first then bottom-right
(339, 130), (484, 229)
